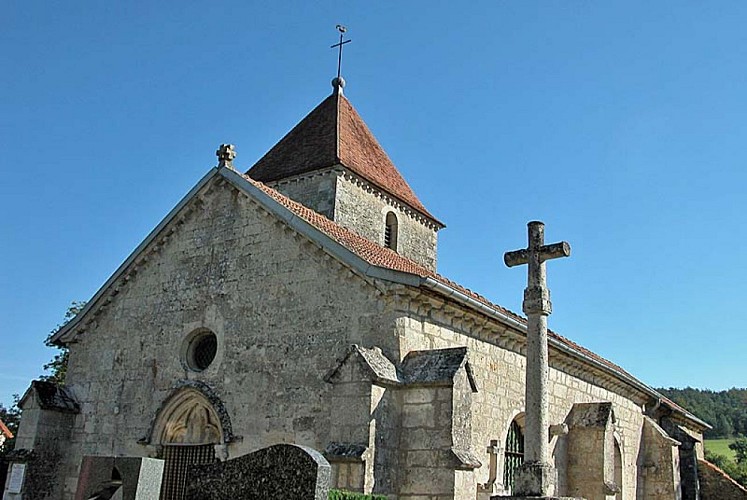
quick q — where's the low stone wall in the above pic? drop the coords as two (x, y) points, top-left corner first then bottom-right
(697, 459), (747, 499)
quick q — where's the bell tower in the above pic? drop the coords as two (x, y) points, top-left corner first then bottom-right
(246, 80), (444, 271)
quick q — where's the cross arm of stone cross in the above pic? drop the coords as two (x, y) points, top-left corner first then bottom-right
(504, 241), (571, 267)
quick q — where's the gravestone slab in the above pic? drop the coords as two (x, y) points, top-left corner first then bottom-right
(74, 456), (164, 500)
(186, 443), (330, 500)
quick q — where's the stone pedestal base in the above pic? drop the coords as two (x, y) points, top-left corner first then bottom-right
(514, 462), (557, 497)
(490, 462), (585, 500)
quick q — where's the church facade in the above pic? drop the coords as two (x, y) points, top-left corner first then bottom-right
(7, 82), (712, 500)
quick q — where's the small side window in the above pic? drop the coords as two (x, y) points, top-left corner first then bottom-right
(384, 212), (398, 251)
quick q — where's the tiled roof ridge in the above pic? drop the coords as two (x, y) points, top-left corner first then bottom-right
(241, 173), (641, 382)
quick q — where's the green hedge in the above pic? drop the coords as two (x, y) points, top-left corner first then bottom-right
(328, 489), (387, 500)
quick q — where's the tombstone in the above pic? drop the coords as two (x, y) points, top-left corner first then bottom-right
(74, 456), (164, 500)
(185, 443), (330, 500)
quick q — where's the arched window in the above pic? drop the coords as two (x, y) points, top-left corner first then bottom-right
(504, 419), (525, 493)
(384, 212), (398, 250)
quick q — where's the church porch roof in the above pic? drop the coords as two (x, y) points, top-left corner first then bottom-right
(19, 380), (80, 414)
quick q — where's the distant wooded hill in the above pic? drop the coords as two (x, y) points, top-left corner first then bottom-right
(657, 387), (747, 439)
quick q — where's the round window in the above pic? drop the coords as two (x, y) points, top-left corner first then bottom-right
(185, 331), (218, 371)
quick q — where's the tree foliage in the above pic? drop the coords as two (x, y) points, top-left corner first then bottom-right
(40, 301), (86, 385)
(730, 437), (747, 464)
(705, 449), (747, 488)
(0, 395), (21, 457)
(657, 387), (747, 439)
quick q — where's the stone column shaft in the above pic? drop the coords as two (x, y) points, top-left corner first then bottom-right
(524, 311), (549, 464)
(523, 221), (551, 465)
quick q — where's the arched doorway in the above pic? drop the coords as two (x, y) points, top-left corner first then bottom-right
(151, 388), (223, 500)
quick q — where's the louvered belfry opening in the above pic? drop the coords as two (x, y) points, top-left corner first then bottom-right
(503, 420), (525, 492)
(159, 444), (216, 500)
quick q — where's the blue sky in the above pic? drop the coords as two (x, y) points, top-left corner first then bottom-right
(2, 1), (746, 406)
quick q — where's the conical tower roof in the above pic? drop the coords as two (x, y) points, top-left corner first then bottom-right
(247, 91), (438, 222)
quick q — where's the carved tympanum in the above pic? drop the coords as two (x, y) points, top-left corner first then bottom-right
(153, 389), (222, 445)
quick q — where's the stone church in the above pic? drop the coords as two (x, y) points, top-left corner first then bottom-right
(7, 78), (717, 500)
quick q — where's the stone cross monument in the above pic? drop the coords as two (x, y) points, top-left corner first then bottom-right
(504, 221), (570, 498)
(216, 143), (237, 169)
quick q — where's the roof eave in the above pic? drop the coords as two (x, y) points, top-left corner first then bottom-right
(419, 277), (711, 431)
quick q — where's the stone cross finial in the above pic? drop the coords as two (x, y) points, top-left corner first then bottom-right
(216, 144), (237, 169)
(504, 221), (570, 497)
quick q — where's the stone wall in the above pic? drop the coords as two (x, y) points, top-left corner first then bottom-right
(334, 172), (438, 271)
(268, 169), (338, 220)
(697, 459), (747, 500)
(637, 416), (681, 500)
(267, 167), (440, 272)
(393, 294), (648, 500)
(325, 350), (400, 494)
(399, 386), (456, 499)
(5, 396), (76, 500)
(56, 178), (399, 499)
(565, 402), (617, 499)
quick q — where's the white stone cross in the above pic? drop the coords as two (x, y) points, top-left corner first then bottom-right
(504, 221), (570, 497)
(216, 144), (237, 169)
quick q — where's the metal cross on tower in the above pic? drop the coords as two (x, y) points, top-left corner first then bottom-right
(504, 221), (570, 497)
(330, 24), (351, 82)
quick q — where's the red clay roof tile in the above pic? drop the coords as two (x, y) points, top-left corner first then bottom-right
(0, 418), (13, 440)
(247, 93), (439, 222)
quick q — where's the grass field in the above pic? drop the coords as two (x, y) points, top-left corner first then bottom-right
(705, 439), (737, 461)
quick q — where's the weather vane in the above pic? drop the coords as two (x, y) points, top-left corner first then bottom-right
(330, 24), (351, 81)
